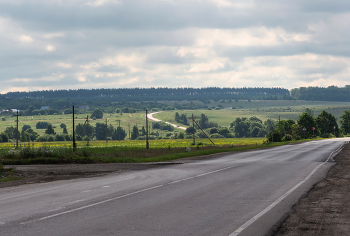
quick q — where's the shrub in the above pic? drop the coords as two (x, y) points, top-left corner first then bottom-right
(47, 135), (55, 142)
(210, 133), (224, 138)
(36, 121), (51, 129)
(36, 136), (47, 142)
(282, 134), (293, 142)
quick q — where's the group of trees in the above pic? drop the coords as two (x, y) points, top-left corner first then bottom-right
(175, 112), (188, 125)
(291, 85), (350, 102)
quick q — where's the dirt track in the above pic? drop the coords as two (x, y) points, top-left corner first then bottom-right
(274, 143), (350, 235)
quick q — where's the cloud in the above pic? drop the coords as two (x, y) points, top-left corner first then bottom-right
(1, 0), (350, 93)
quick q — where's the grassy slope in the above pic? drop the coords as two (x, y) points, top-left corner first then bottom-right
(0, 100), (349, 136)
(154, 100), (350, 128)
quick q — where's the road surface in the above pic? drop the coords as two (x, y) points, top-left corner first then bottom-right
(1, 139), (347, 236)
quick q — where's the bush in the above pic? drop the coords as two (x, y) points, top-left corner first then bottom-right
(266, 130), (282, 142)
(47, 135), (55, 142)
(210, 133), (224, 138)
(36, 136), (47, 142)
(2, 118), (6, 121)
(55, 134), (66, 141)
(22, 125), (31, 131)
(60, 123), (67, 128)
(282, 134), (293, 142)
(36, 121), (51, 129)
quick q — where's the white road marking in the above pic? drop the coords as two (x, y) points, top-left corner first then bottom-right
(0, 222), (5, 225)
(66, 199), (85, 205)
(20, 164), (244, 225)
(229, 142), (346, 236)
(81, 190), (92, 193)
(48, 207), (65, 212)
(102, 186), (110, 188)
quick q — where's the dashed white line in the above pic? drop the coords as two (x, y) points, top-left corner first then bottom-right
(20, 164), (243, 225)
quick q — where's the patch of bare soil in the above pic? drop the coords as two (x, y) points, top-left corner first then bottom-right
(274, 143), (350, 236)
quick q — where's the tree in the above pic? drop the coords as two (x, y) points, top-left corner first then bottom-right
(175, 112), (180, 123)
(131, 125), (139, 140)
(91, 109), (103, 119)
(141, 126), (146, 136)
(36, 121), (51, 129)
(0, 132), (9, 142)
(22, 124), (31, 131)
(231, 117), (250, 137)
(340, 109), (350, 134)
(63, 127), (68, 134)
(20, 130), (27, 142)
(95, 123), (113, 140)
(218, 127), (230, 137)
(186, 126), (196, 134)
(45, 124), (56, 135)
(4, 126), (19, 140)
(297, 112), (318, 138)
(264, 119), (276, 132)
(112, 127), (127, 140)
(316, 110), (338, 135)
(60, 123), (66, 128)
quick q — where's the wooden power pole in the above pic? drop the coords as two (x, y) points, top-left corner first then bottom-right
(72, 106), (76, 152)
(146, 110), (149, 149)
(14, 110), (21, 149)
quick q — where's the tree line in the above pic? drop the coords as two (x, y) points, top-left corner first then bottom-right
(291, 85), (350, 101)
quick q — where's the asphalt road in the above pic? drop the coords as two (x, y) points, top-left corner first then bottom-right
(1, 139), (347, 236)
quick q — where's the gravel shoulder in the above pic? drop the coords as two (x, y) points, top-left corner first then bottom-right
(274, 142), (350, 235)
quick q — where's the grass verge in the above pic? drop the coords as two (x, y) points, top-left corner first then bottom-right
(0, 138), (319, 165)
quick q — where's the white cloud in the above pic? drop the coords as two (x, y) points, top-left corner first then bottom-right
(18, 35), (33, 43)
(85, 0), (122, 6)
(46, 45), (56, 52)
(57, 62), (72, 68)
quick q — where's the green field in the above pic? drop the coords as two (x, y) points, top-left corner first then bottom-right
(154, 100), (350, 128)
(0, 100), (349, 138)
(0, 112), (146, 137)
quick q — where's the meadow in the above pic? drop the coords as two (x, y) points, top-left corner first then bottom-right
(154, 100), (350, 128)
(0, 138), (266, 164)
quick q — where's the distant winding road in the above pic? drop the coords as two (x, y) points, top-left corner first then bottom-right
(147, 111), (187, 130)
(1, 138), (348, 236)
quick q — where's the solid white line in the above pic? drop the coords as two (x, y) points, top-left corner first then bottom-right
(20, 164), (243, 225)
(229, 142), (345, 236)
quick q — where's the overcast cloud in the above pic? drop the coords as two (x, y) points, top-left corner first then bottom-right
(1, 0), (350, 93)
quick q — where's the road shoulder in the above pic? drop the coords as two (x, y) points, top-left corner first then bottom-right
(274, 143), (350, 235)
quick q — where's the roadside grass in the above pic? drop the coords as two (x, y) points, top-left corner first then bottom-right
(0, 137), (321, 165)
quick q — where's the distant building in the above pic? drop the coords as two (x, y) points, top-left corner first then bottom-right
(10, 109), (19, 113)
(79, 105), (90, 110)
(40, 106), (50, 110)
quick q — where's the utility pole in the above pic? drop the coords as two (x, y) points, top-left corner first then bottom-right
(14, 111), (21, 149)
(72, 106), (77, 152)
(128, 123), (131, 139)
(279, 116), (280, 130)
(105, 118), (108, 144)
(146, 110), (149, 149)
(86, 116), (89, 146)
(192, 114), (195, 145)
(116, 120), (121, 141)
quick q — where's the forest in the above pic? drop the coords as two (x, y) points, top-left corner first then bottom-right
(291, 86), (350, 101)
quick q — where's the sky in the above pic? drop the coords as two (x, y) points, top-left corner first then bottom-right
(1, 0), (350, 94)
